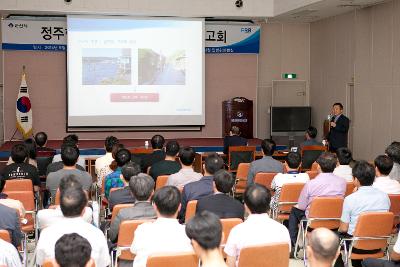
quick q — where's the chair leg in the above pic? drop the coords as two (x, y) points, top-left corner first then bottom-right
(294, 223), (303, 260)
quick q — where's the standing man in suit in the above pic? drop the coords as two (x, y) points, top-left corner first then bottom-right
(223, 126), (248, 155)
(327, 103), (350, 152)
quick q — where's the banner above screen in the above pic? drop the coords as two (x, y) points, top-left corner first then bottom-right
(2, 18), (260, 54)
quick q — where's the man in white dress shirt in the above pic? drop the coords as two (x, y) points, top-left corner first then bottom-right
(166, 146), (202, 188)
(385, 141), (400, 182)
(333, 147), (353, 182)
(95, 136), (119, 176)
(373, 155), (400, 194)
(224, 184), (291, 267)
(36, 186), (110, 267)
(130, 186), (193, 267)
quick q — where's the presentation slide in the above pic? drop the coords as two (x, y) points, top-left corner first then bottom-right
(67, 16), (205, 127)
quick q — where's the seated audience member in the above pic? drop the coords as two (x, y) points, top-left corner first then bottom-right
(104, 148), (131, 199)
(363, 234), (400, 267)
(95, 136), (119, 177)
(333, 147), (353, 182)
(186, 211), (227, 267)
(47, 138), (86, 175)
(196, 170), (244, 220)
(373, 155), (400, 194)
(386, 141), (400, 181)
(46, 145), (92, 200)
(300, 126), (323, 149)
(270, 152), (309, 213)
(247, 139), (283, 186)
(35, 131), (55, 153)
(36, 186), (110, 267)
(167, 146), (202, 188)
(2, 143), (40, 192)
(0, 179), (25, 217)
(0, 203), (23, 248)
(8, 138), (38, 167)
(149, 140), (181, 181)
(224, 184), (291, 267)
(130, 186), (193, 267)
(108, 162), (141, 210)
(38, 175), (93, 230)
(0, 239), (22, 267)
(109, 174), (157, 243)
(288, 152), (346, 249)
(97, 143), (124, 187)
(307, 228), (340, 267)
(336, 160), (390, 267)
(223, 126), (248, 155)
(179, 153), (224, 222)
(55, 233), (93, 267)
(52, 134), (86, 168)
(140, 134), (166, 173)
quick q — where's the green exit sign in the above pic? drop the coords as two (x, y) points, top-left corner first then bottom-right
(283, 73), (297, 79)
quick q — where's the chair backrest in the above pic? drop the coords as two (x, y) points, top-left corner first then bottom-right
(238, 243), (289, 267)
(301, 146), (327, 170)
(185, 200), (198, 222)
(278, 183), (306, 213)
(111, 203), (134, 223)
(0, 229), (11, 243)
(254, 173), (277, 190)
(235, 163), (250, 193)
(42, 259), (95, 267)
(130, 148), (154, 156)
(37, 156), (54, 176)
(155, 175), (169, 190)
(4, 190), (35, 231)
(117, 219), (153, 260)
(353, 212), (394, 250)
(345, 182), (355, 197)
(220, 218), (243, 245)
(228, 146), (256, 172)
(4, 179), (33, 192)
(146, 252), (198, 267)
(389, 194), (400, 216)
(308, 197), (344, 229)
(305, 171), (319, 179)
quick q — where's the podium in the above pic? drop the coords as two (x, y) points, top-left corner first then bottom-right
(222, 97), (253, 139)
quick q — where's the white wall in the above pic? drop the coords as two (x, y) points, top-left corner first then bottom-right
(0, 0), (274, 17)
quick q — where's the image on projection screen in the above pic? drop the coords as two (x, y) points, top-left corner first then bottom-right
(82, 48), (132, 85)
(138, 48), (185, 85)
(67, 16), (205, 128)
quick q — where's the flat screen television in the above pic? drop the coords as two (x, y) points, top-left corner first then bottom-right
(270, 106), (311, 136)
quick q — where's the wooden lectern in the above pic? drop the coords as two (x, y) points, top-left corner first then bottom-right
(222, 97), (253, 139)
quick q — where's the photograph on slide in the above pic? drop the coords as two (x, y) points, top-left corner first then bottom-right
(138, 48), (186, 85)
(82, 48), (132, 85)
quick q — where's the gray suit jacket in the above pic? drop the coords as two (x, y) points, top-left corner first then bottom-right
(0, 204), (22, 247)
(247, 156), (283, 186)
(108, 201), (156, 243)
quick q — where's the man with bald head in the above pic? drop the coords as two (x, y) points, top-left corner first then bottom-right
(307, 228), (340, 267)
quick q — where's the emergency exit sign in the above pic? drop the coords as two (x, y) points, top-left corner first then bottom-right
(283, 73), (297, 79)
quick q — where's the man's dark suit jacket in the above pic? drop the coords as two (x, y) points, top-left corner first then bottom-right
(223, 135), (248, 155)
(140, 150), (166, 173)
(328, 114), (350, 151)
(0, 204), (22, 247)
(196, 193), (244, 220)
(108, 186), (135, 210)
(179, 175), (213, 223)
